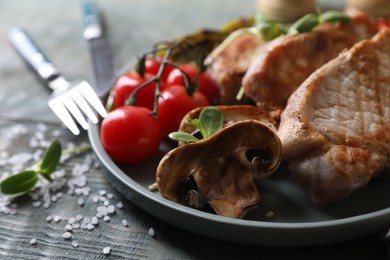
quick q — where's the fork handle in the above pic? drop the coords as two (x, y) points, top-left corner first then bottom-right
(8, 27), (61, 84)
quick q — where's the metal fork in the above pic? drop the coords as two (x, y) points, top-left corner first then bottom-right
(8, 27), (107, 135)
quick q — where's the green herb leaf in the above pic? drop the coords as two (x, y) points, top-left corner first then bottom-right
(0, 170), (38, 195)
(320, 10), (351, 24)
(37, 139), (62, 177)
(199, 107), (223, 138)
(168, 132), (200, 143)
(186, 118), (206, 138)
(289, 13), (320, 34)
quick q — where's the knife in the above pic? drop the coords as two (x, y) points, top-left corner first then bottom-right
(82, 0), (115, 99)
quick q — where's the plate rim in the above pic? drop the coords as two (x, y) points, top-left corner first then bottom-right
(88, 122), (390, 246)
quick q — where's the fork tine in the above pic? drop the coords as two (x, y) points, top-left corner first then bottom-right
(60, 94), (89, 130)
(68, 87), (99, 124)
(48, 99), (80, 135)
(77, 81), (108, 118)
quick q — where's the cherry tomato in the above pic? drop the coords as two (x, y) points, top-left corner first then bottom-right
(145, 57), (174, 82)
(197, 72), (219, 104)
(113, 72), (157, 110)
(166, 63), (219, 103)
(101, 106), (162, 164)
(158, 85), (209, 135)
(377, 17), (390, 30)
(166, 63), (198, 86)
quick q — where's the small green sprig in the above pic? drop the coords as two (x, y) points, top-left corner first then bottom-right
(0, 140), (91, 195)
(169, 106), (223, 143)
(209, 10), (351, 60)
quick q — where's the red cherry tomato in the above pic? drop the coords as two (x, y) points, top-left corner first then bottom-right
(113, 72), (157, 110)
(145, 57), (174, 82)
(166, 64), (219, 103)
(166, 63), (198, 86)
(158, 85), (209, 135)
(377, 17), (390, 30)
(197, 72), (219, 103)
(101, 106), (162, 164)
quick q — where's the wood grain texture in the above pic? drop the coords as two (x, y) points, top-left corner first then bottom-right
(0, 0), (388, 259)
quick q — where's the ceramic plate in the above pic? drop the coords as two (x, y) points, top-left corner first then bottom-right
(88, 122), (390, 247)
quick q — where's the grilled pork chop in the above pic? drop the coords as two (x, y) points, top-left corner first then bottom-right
(278, 28), (390, 204)
(242, 15), (378, 107)
(206, 34), (264, 105)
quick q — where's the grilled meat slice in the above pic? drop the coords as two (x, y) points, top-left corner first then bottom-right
(277, 28), (390, 204)
(242, 15), (378, 107)
(206, 34), (264, 105)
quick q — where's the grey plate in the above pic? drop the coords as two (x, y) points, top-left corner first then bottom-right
(88, 122), (390, 247)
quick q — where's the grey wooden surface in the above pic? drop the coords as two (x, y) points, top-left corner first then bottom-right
(0, 0), (388, 259)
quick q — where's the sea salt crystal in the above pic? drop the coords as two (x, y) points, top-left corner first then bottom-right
(107, 193), (114, 199)
(148, 228), (155, 237)
(46, 215), (53, 222)
(53, 215), (61, 223)
(68, 217), (76, 224)
(29, 238), (37, 245)
(32, 201), (41, 208)
(121, 219), (128, 227)
(103, 216), (110, 222)
(86, 223), (95, 230)
(72, 223), (80, 229)
(71, 240), (79, 248)
(107, 205), (115, 214)
(62, 232), (72, 240)
(52, 129), (61, 137)
(77, 198), (84, 206)
(65, 224), (73, 231)
(116, 202), (123, 209)
(91, 216), (98, 225)
(92, 195), (99, 203)
(81, 223), (88, 230)
(83, 217), (91, 224)
(97, 206), (108, 216)
(75, 214), (83, 221)
(103, 247), (111, 255)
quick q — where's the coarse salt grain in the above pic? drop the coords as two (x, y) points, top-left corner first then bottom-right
(46, 215), (53, 222)
(29, 238), (37, 245)
(65, 224), (73, 231)
(68, 217), (76, 224)
(103, 216), (110, 222)
(77, 198), (84, 206)
(116, 202), (123, 209)
(61, 232), (72, 240)
(71, 240), (79, 248)
(53, 215), (61, 223)
(148, 228), (155, 237)
(91, 216), (98, 225)
(103, 246), (111, 255)
(121, 219), (128, 227)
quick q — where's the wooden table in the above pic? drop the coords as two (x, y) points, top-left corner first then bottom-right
(0, 0), (388, 259)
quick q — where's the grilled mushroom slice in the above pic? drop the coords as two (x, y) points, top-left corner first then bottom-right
(177, 104), (282, 146)
(156, 119), (282, 219)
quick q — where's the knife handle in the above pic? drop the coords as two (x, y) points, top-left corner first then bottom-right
(82, 0), (102, 40)
(8, 27), (60, 83)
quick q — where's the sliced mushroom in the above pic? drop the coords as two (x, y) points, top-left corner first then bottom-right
(156, 119), (282, 219)
(177, 104), (282, 146)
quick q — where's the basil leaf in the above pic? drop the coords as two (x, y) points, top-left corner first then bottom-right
(199, 107), (223, 138)
(38, 139), (62, 176)
(169, 132), (200, 143)
(1, 170), (38, 195)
